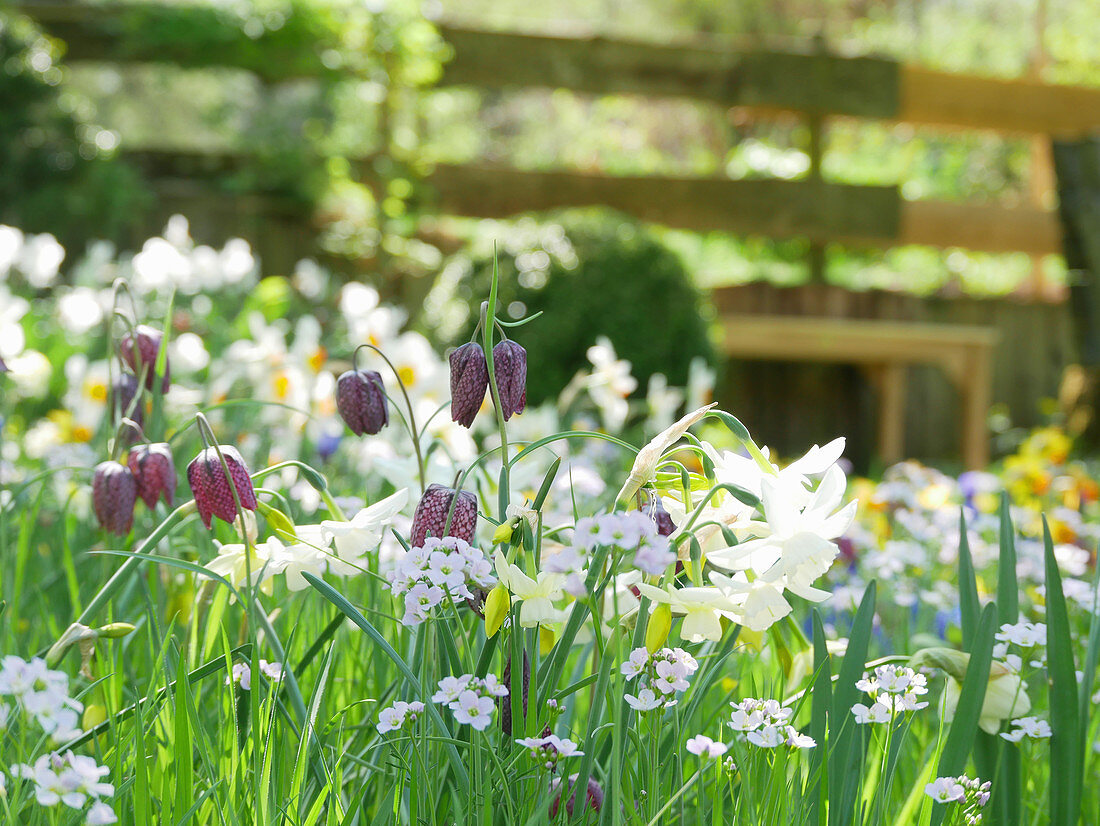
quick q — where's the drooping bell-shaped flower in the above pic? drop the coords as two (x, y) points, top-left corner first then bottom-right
(449, 342), (489, 428)
(642, 495), (676, 537)
(500, 651), (530, 735)
(335, 369), (388, 436)
(409, 483), (478, 547)
(187, 446), (258, 529)
(549, 775), (604, 818)
(120, 324), (170, 392)
(128, 442), (176, 509)
(110, 373), (143, 428)
(93, 461), (137, 536)
(492, 340), (527, 421)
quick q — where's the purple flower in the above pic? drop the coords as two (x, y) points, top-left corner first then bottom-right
(128, 443), (176, 509)
(93, 461), (137, 536)
(492, 340), (527, 421)
(410, 483), (478, 547)
(110, 373), (143, 429)
(549, 775), (604, 818)
(186, 446), (258, 529)
(642, 495), (676, 537)
(449, 342), (489, 428)
(500, 652), (530, 735)
(336, 369), (388, 436)
(120, 325), (169, 392)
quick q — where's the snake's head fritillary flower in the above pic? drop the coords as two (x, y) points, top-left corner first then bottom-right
(492, 339), (527, 421)
(500, 651), (530, 736)
(642, 495), (676, 537)
(120, 324), (170, 392)
(110, 373), (143, 429)
(335, 369), (388, 436)
(449, 342), (489, 428)
(186, 446), (258, 529)
(93, 460), (137, 536)
(410, 483), (478, 547)
(549, 775), (604, 818)
(128, 442), (176, 509)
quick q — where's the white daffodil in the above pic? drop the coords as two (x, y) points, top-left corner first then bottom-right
(494, 551), (566, 627)
(943, 660), (1032, 735)
(709, 573), (798, 632)
(636, 583), (740, 643)
(205, 538), (286, 596)
(702, 437), (846, 511)
(322, 488), (409, 563)
(272, 525), (336, 590)
(707, 465), (856, 604)
(615, 403), (716, 505)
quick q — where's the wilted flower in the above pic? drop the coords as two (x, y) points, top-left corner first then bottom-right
(449, 342), (489, 428)
(410, 484), (478, 546)
(187, 446), (258, 529)
(92, 461), (137, 536)
(492, 339), (527, 421)
(120, 324), (169, 392)
(127, 442), (176, 509)
(335, 369), (388, 436)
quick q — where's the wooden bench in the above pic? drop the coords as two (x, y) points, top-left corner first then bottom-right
(720, 315), (1000, 468)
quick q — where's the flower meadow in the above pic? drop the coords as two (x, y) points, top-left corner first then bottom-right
(2, 220), (1100, 825)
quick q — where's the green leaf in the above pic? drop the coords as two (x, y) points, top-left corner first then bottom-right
(1044, 516), (1081, 826)
(809, 611), (832, 826)
(957, 508), (979, 651)
(704, 409), (751, 442)
(302, 571), (471, 796)
(997, 492), (1018, 625)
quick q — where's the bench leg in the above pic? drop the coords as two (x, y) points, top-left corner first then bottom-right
(872, 363), (907, 466)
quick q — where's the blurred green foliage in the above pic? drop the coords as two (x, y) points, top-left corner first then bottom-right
(439, 210), (716, 405)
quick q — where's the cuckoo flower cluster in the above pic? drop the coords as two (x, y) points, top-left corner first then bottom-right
(621, 646), (698, 712)
(549, 511), (676, 580)
(851, 665), (930, 723)
(431, 674), (509, 731)
(729, 698), (815, 749)
(226, 660), (285, 690)
(0, 657), (117, 824)
(516, 732), (585, 771)
(994, 621), (1047, 670)
(376, 700), (426, 734)
(388, 536), (497, 626)
(925, 776), (991, 824)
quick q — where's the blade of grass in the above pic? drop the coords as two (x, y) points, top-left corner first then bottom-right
(957, 509), (979, 650)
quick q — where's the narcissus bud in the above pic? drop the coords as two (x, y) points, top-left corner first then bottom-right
(484, 584), (510, 638)
(120, 324), (170, 392)
(336, 369), (388, 436)
(110, 373), (143, 428)
(186, 446), (258, 529)
(449, 342), (488, 428)
(93, 461), (137, 536)
(645, 603), (672, 653)
(500, 651), (530, 736)
(128, 442), (176, 509)
(492, 339), (527, 421)
(549, 775), (604, 818)
(409, 483), (478, 547)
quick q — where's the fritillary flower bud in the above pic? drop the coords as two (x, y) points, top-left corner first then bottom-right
(492, 340), (527, 421)
(120, 324), (170, 392)
(549, 775), (604, 818)
(110, 373), (143, 429)
(187, 446), (258, 529)
(128, 442), (176, 509)
(409, 483), (478, 546)
(449, 342), (488, 428)
(642, 495), (676, 537)
(336, 369), (388, 436)
(93, 460), (137, 536)
(500, 651), (530, 736)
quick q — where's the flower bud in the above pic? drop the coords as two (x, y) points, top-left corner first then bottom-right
(120, 324), (170, 392)
(128, 442), (176, 509)
(645, 603), (672, 654)
(500, 651), (530, 736)
(110, 373), (143, 429)
(186, 446), (258, 529)
(83, 703), (108, 731)
(484, 584), (510, 638)
(335, 369), (388, 436)
(96, 622), (137, 639)
(93, 460), (137, 536)
(492, 339), (527, 421)
(449, 342), (488, 428)
(409, 483), (478, 547)
(549, 775), (604, 818)
(642, 495), (676, 537)
(539, 625), (556, 655)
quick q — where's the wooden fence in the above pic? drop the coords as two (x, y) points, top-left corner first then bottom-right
(17, 0), (1100, 461)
